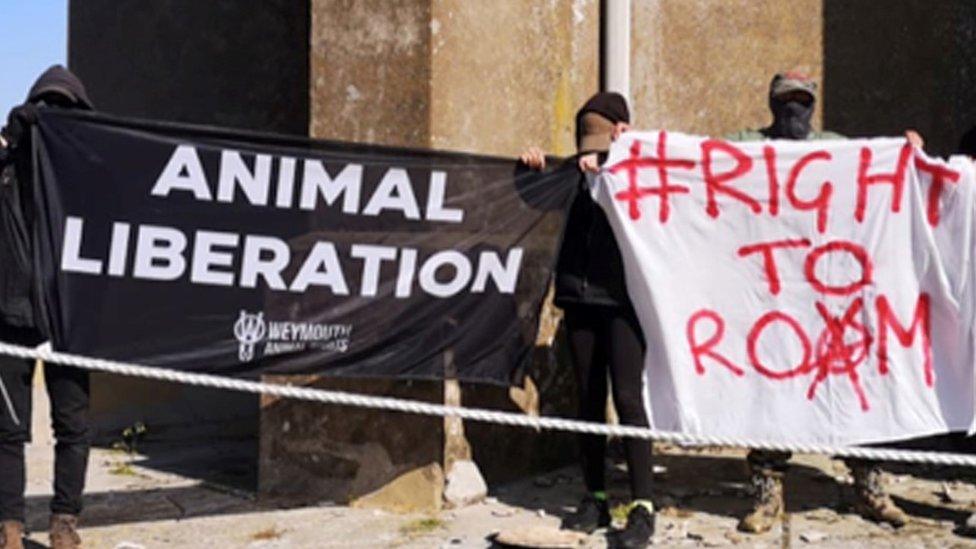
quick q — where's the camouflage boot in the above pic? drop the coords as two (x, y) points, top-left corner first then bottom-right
(738, 467), (785, 533)
(850, 463), (908, 528)
(0, 521), (25, 549)
(49, 514), (81, 549)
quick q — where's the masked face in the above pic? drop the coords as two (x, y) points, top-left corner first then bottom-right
(769, 95), (814, 140)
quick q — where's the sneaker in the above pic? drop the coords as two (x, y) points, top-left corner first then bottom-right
(614, 503), (655, 549)
(561, 494), (610, 533)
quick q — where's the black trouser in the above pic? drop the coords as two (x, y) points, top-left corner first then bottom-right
(0, 326), (90, 523)
(564, 304), (652, 501)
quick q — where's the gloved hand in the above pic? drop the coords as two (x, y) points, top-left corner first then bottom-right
(2, 103), (40, 150)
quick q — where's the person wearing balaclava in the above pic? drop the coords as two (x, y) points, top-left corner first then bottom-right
(726, 72), (843, 142)
(520, 93), (655, 549)
(0, 65), (94, 549)
(726, 72), (908, 534)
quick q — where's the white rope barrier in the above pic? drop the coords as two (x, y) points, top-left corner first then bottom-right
(4, 341), (976, 467)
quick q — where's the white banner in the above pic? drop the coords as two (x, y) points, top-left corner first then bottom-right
(594, 131), (976, 446)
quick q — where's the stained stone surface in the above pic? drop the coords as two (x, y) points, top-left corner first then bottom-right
(630, 0), (824, 137)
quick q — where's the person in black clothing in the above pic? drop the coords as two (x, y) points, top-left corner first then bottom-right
(0, 65), (93, 549)
(521, 92), (654, 549)
(957, 126), (976, 159)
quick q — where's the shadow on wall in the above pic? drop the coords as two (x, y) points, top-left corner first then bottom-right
(68, 0), (311, 459)
(68, 0), (310, 135)
(822, 0), (976, 156)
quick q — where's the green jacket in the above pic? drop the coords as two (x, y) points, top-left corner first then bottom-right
(725, 128), (845, 142)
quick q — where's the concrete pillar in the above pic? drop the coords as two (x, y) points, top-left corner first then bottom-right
(310, 0), (598, 156)
(256, 0), (598, 509)
(427, 0), (599, 157)
(308, 0), (432, 148)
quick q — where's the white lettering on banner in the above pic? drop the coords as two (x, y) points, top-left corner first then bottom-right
(471, 249), (523, 293)
(151, 145), (211, 200)
(239, 235), (290, 290)
(425, 171), (464, 223)
(299, 161), (362, 213)
(289, 242), (350, 294)
(274, 157), (296, 208)
(132, 225), (187, 281)
(593, 130), (976, 446)
(217, 150), (272, 205)
(396, 248), (418, 298)
(363, 168), (421, 219)
(61, 217), (102, 274)
(59, 217), (524, 299)
(418, 250), (473, 297)
(149, 145), (463, 223)
(190, 230), (239, 286)
(107, 223), (131, 276)
(351, 244), (398, 297)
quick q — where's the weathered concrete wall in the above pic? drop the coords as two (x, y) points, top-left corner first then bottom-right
(822, 1), (976, 155)
(631, 0), (824, 137)
(463, 329), (578, 485)
(259, 377), (444, 506)
(309, 0), (599, 156)
(628, 0), (976, 154)
(429, 0), (599, 157)
(310, 0), (431, 147)
(268, 0), (596, 506)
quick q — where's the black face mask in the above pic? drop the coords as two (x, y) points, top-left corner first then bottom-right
(769, 99), (813, 140)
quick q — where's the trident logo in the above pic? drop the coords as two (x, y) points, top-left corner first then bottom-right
(234, 310), (267, 362)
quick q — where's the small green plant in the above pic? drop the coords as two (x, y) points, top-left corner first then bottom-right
(108, 422), (148, 477)
(112, 421), (148, 455)
(108, 462), (138, 476)
(399, 517), (444, 537)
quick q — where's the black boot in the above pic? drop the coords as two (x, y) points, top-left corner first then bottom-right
(614, 503), (655, 549)
(561, 493), (610, 533)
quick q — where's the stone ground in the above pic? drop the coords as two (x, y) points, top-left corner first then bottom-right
(20, 375), (976, 548)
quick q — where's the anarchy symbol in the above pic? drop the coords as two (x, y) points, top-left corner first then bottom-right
(808, 298), (873, 411)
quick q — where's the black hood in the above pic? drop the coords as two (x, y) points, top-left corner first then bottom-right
(27, 65), (93, 110)
(576, 92), (630, 124)
(574, 92), (630, 148)
(958, 125), (976, 157)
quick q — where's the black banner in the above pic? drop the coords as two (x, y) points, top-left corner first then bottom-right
(29, 110), (576, 384)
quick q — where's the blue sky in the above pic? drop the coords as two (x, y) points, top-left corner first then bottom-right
(0, 1), (67, 117)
